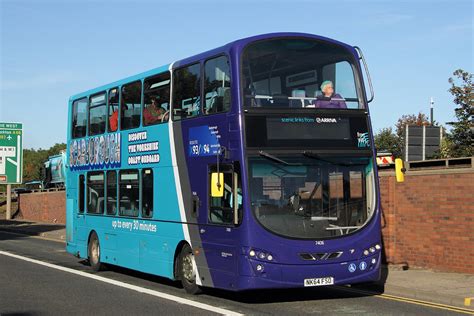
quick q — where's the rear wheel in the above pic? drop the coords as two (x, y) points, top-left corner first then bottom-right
(88, 232), (104, 272)
(178, 243), (202, 294)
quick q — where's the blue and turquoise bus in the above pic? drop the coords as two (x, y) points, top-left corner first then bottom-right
(66, 32), (381, 294)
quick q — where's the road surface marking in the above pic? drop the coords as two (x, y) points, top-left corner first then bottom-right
(336, 286), (474, 315)
(0, 250), (243, 316)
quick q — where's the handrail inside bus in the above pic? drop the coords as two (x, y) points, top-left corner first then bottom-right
(353, 46), (374, 103)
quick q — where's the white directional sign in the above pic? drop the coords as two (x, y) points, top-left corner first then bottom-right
(0, 122), (23, 184)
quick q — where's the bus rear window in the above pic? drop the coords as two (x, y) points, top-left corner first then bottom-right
(72, 98), (87, 138)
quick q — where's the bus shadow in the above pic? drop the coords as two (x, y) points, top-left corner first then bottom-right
(89, 261), (389, 304)
(204, 272), (388, 304)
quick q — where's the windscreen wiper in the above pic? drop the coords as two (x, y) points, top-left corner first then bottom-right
(259, 151), (301, 166)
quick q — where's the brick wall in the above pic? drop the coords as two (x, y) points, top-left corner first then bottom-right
(18, 191), (66, 224)
(380, 168), (474, 274)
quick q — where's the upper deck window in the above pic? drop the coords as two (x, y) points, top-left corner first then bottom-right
(72, 98), (88, 139)
(204, 56), (231, 114)
(121, 81), (142, 130)
(172, 63), (201, 120)
(242, 38), (362, 109)
(143, 73), (170, 125)
(88, 92), (107, 136)
(108, 88), (119, 132)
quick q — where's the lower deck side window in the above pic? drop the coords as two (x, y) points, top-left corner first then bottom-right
(107, 170), (118, 215)
(119, 170), (139, 217)
(87, 172), (105, 214)
(141, 169), (153, 218)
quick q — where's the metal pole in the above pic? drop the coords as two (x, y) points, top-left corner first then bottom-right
(6, 184), (11, 220)
(430, 97), (434, 125)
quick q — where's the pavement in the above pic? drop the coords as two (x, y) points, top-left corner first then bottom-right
(0, 219), (472, 315)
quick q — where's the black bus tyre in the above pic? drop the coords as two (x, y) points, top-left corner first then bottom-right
(178, 243), (202, 295)
(88, 231), (104, 272)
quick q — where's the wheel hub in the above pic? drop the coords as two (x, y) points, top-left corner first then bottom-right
(182, 253), (196, 282)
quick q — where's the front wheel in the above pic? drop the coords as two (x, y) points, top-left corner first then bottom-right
(88, 232), (104, 272)
(178, 244), (202, 294)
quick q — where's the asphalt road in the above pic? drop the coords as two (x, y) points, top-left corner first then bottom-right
(0, 231), (469, 316)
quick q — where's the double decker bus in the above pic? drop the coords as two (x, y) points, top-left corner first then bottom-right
(66, 32), (381, 294)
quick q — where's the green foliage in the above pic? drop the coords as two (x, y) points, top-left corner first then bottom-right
(395, 113), (430, 139)
(446, 69), (473, 157)
(374, 127), (402, 158)
(374, 112), (429, 158)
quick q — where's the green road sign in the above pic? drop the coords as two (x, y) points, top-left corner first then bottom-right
(0, 122), (23, 184)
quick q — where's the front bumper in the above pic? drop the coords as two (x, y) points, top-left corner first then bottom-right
(237, 252), (381, 290)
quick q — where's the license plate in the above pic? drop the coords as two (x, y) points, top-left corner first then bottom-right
(304, 277), (334, 287)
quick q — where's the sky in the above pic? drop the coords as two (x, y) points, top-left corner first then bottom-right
(1, 0), (472, 149)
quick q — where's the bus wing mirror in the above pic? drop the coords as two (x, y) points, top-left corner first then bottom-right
(211, 172), (224, 197)
(395, 158), (405, 183)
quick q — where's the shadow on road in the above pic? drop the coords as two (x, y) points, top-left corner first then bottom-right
(79, 259), (389, 304)
(0, 220), (64, 241)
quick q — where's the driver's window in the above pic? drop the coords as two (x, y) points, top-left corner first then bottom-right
(204, 56), (231, 114)
(209, 172), (234, 224)
(208, 164), (242, 225)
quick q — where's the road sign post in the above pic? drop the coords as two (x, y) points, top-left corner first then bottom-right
(0, 122), (23, 220)
(6, 184), (11, 220)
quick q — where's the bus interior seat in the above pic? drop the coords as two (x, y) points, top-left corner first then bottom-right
(290, 89), (306, 107)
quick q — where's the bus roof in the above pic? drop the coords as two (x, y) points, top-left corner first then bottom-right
(69, 32), (355, 102)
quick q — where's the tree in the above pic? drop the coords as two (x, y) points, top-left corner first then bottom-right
(446, 69), (473, 157)
(374, 127), (402, 158)
(395, 112), (430, 139)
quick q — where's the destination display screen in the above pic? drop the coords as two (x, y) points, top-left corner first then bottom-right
(266, 117), (351, 140)
(245, 111), (370, 150)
